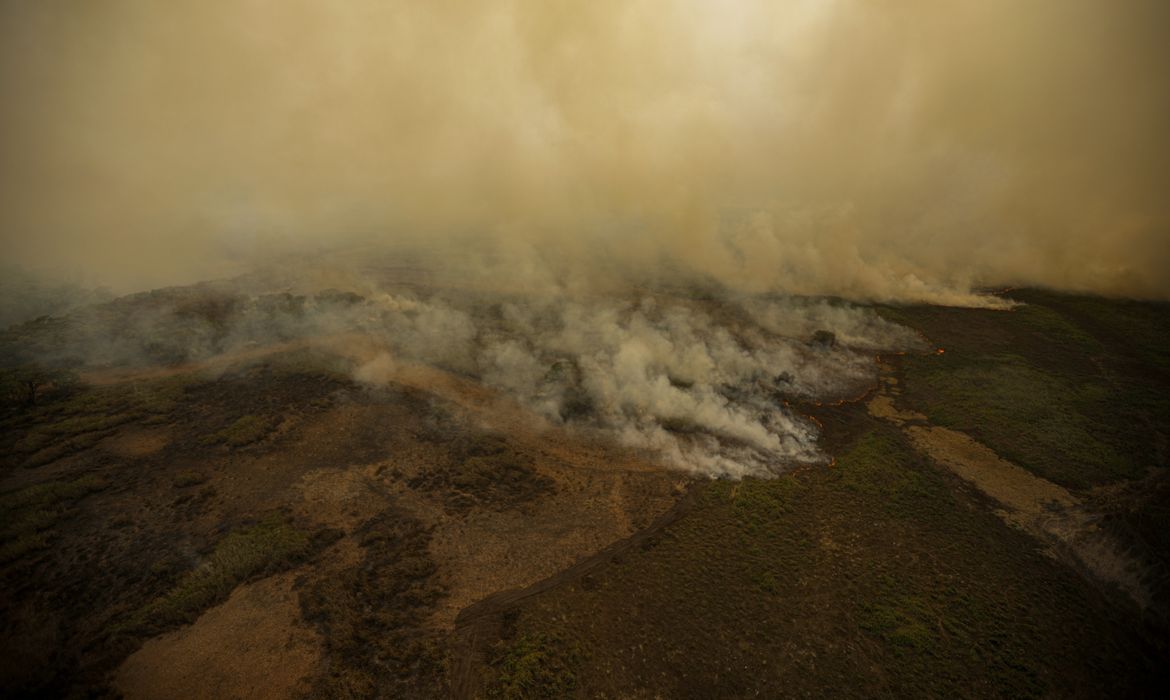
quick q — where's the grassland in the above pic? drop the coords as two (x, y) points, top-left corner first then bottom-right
(483, 423), (1163, 697)
(878, 292), (1170, 489)
(0, 353), (361, 696)
(474, 289), (1170, 698)
(2, 287), (1167, 698)
(0, 474), (108, 563)
(0, 375), (192, 469)
(120, 512), (328, 635)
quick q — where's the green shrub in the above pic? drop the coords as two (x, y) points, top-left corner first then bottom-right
(125, 513), (315, 632)
(204, 414), (272, 447)
(0, 474), (108, 562)
(487, 633), (580, 699)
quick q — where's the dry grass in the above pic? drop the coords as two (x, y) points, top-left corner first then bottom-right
(120, 513), (324, 634)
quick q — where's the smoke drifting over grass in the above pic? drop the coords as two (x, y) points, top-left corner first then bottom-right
(1, 2), (1167, 475)
(3, 280), (923, 476)
(1, 1), (1168, 300)
(359, 291), (923, 476)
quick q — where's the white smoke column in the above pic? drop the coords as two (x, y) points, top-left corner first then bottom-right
(364, 291), (923, 477)
(22, 275), (925, 477)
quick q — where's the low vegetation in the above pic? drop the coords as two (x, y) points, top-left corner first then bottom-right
(1, 376), (193, 468)
(0, 474), (108, 562)
(881, 292), (1170, 489)
(300, 510), (445, 699)
(171, 470), (208, 488)
(858, 594), (935, 653)
(203, 413), (274, 447)
(486, 633), (580, 699)
(409, 433), (555, 513)
(121, 513), (325, 634)
(0, 366), (77, 409)
(489, 425), (1162, 697)
(1, 288), (1166, 697)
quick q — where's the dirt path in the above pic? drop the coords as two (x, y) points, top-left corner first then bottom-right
(868, 363), (1153, 612)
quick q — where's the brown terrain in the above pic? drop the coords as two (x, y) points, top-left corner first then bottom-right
(1, 287), (1168, 698)
(1, 335), (685, 698)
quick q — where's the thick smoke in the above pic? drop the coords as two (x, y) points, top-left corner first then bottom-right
(371, 292), (922, 476)
(5, 281), (922, 476)
(1, 1), (1168, 300)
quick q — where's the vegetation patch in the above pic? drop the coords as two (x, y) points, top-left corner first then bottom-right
(1015, 290), (1170, 372)
(838, 430), (946, 515)
(859, 596), (936, 653)
(300, 510), (446, 698)
(0, 366), (77, 410)
(409, 433), (554, 513)
(726, 475), (797, 536)
(203, 414), (274, 448)
(880, 292), (1170, 489)
(1, 376), (194, 468)
(0, 474), (108, 562)
(489, 423), (1159, 697)
(486, 633), (580, 700)
(121, 513), (326, 634)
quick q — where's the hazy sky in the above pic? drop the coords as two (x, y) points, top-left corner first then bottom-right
(2, 1), (1168, 300)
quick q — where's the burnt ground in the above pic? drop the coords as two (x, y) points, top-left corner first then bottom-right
(0, 343), (681, 698)
(1, 288), (1168, 698)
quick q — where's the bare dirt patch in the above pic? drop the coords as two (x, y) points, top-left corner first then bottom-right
(871, 371), (1154, 612)
(865, 393), (926, 425)
(428, 467), (680, 628)
(101, 428), (171, 458)
(294, 466), (390, 533)
(905, 425), (1077, 515)
(115, 573), (321, 700)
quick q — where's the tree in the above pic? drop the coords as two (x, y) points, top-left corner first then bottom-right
(0, 366), (77, 408)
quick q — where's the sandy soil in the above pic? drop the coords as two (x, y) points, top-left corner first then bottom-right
(115, 573), (321, 700)
(100, 429), (172, 458)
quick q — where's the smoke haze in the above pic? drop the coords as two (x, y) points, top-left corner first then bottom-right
(5, 280), (922, 475)
(2, 0), (1168, 300)
(3, 1), (1169, 474)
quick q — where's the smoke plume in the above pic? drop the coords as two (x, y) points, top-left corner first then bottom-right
(2, 2), (1168, 476)
(6, 280), (922, 475)
(2, 1), (1168, 300)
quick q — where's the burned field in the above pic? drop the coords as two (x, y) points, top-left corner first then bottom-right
(1, 286), (1168, 698)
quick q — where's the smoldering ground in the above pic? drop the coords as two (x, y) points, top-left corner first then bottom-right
(1, 276), (925, 477)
